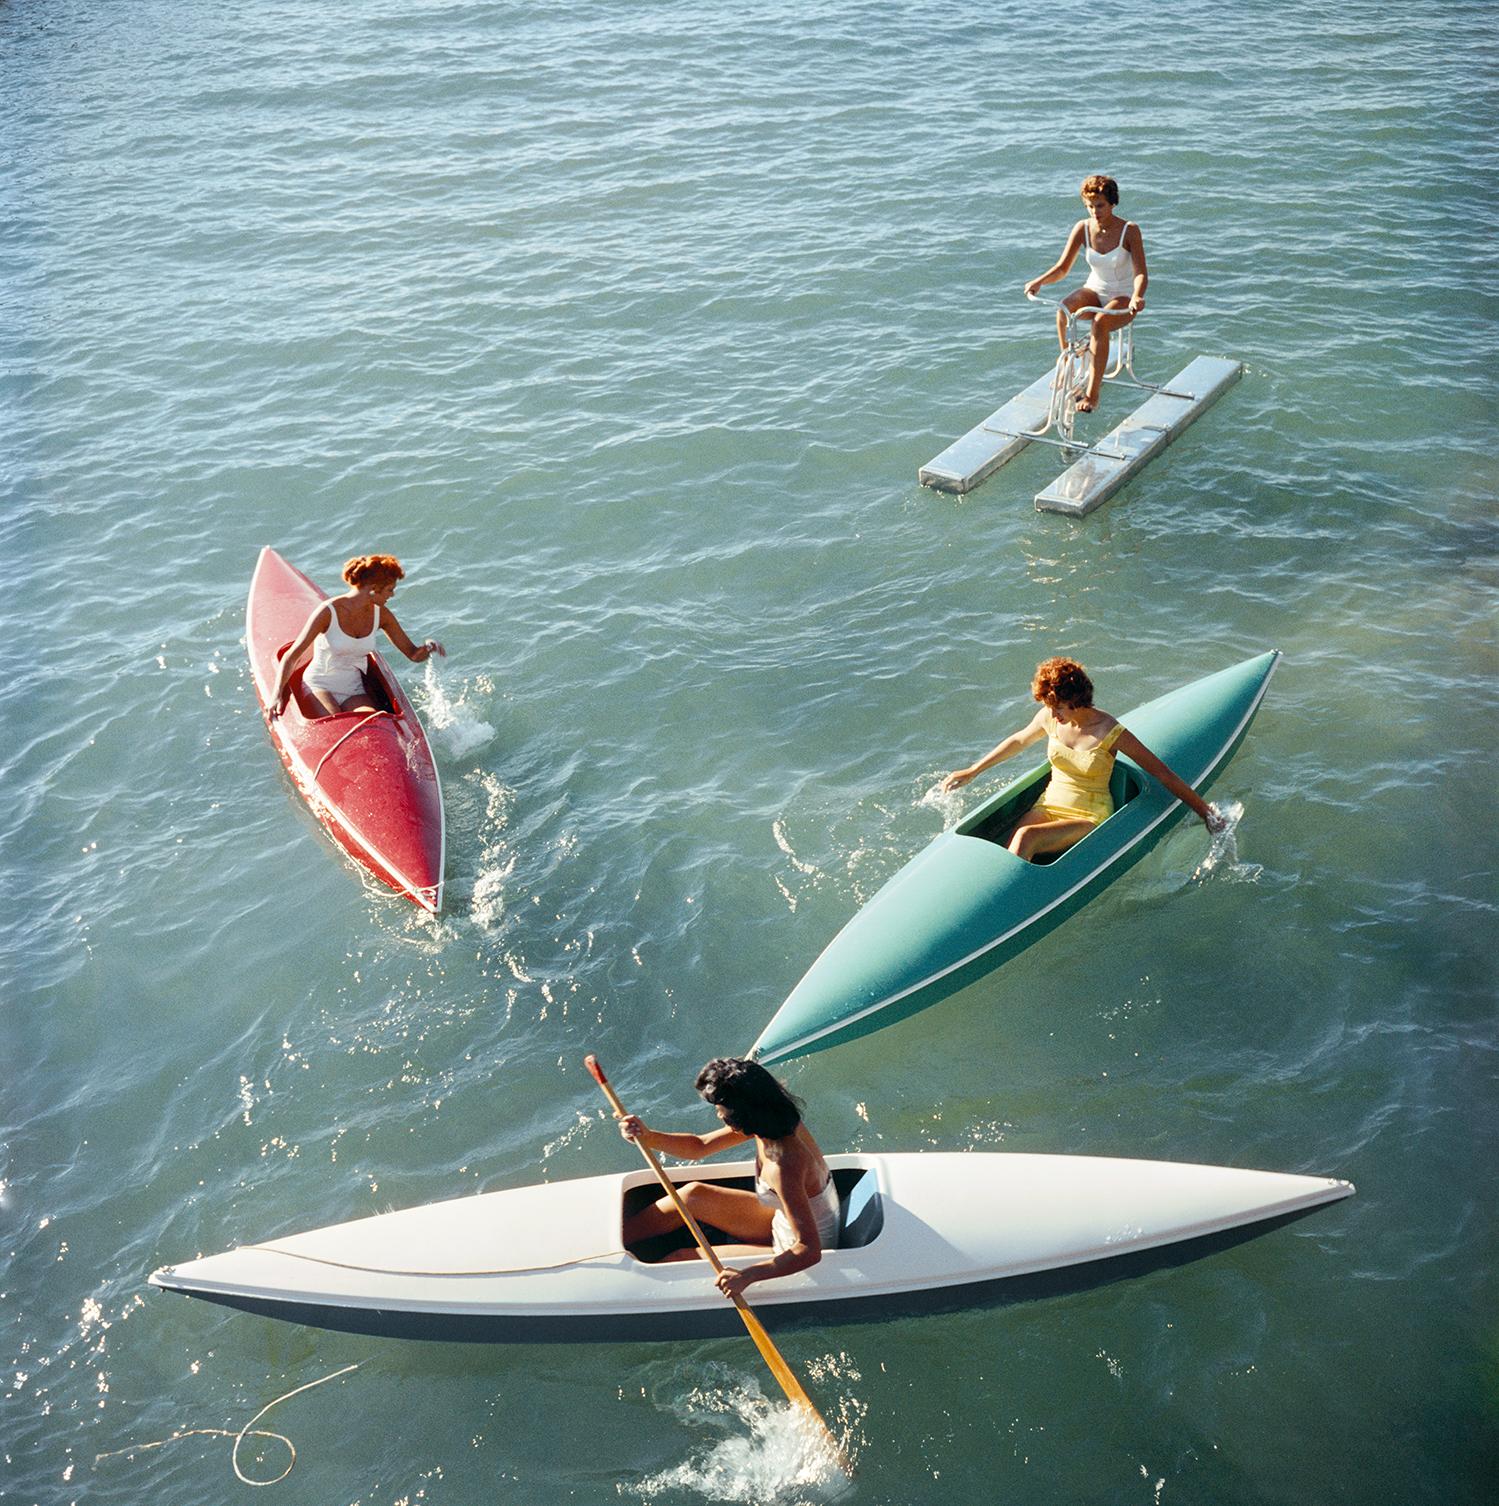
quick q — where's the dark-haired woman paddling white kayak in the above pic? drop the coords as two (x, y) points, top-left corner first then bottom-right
(620, 1057), (839, 1300)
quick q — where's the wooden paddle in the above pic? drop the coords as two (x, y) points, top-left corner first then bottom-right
(584, 1054), (846, 1466)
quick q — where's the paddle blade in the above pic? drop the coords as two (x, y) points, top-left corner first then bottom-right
(584, 1054), (607, 1086)
(735, 1302), (851, 1472)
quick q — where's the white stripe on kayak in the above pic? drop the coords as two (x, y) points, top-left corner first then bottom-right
(759, 657), (1278, 1063)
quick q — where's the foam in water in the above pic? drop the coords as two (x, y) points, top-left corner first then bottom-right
(627, 1364), (857, 1504)
(418, 661), (496, 759)
(467, 768), (517, 930)
(771, 816), (822, 913)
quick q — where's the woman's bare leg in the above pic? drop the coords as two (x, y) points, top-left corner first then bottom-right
(660, 1241), (775, 1264)
(1059, 288), (1101, 354)
(623, 1181), (776, 1249)
(1007, 811), (1097, 860)
(301, 677), (377, 718)
(1080, 300), (1134, 409)
(303, 684), (344, 717)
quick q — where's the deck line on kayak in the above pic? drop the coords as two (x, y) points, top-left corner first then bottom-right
(198, 1243), (630, 1277)
(759, 659), (1279, 1063)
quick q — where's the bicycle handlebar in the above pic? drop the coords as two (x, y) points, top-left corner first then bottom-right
(1025, 290), (1142, 320)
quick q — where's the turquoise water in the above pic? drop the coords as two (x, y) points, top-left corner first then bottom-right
(4, 0), (1496, 1500)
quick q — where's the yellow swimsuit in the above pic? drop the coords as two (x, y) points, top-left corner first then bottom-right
(1034, 716), (1124, 826)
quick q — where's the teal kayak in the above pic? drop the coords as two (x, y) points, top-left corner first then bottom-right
(751, 652), (1280, 1066)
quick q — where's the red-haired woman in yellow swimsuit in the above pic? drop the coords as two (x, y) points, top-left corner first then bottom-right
(941, 657), (1223, 862)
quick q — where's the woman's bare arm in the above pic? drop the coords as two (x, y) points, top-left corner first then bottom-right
(1025, 222), (1086, 295)
(1114, 728), (1219, 827)
(269, 604), (332, 715)
(942, 709), (1048, 791)
(1125, 223), (1148, 311)
(618, 1117), (747, 1161)
(715, 1157), (823, 1297)
(379, 607), (444, 663)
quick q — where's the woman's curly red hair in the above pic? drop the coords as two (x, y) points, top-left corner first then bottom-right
(1080, 174), (1119, 206)
(1032, 657), (1094, 709)
(342, 554), (405, 589)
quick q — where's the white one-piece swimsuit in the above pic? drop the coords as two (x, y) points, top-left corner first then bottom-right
(1082, 221), (1136, 300)
(303, 600), (380, 701)
(755, 1159), (842, 1256)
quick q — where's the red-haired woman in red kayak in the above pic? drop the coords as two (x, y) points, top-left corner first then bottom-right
(269, 554), (444, 718)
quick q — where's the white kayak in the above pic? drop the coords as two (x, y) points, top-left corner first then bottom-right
(150, 1153), (1353, 1342)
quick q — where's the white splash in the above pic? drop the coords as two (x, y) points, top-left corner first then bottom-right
(1190, 798), (1262, 884)
(628, 1370), (854, 1504)
(918, 778), (967, 830)
(420, 662), (495, 759)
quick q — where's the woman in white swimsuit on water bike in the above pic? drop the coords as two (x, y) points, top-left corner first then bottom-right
(1024, 174), (1148, 413)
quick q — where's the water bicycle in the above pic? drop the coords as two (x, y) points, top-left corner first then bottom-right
(919, 294), (1242, 515)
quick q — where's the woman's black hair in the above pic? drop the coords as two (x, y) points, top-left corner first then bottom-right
(695, 1057), (803, 1139)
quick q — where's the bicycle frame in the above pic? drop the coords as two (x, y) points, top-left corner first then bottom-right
(1017, 295), (1149, 448)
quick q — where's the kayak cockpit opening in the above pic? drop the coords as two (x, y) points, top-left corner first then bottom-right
(958, 762), (1143, 863)
(273, 645), (399, 720)
(622, 1167), (884, 1264)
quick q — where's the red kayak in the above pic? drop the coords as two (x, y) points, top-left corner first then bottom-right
(246, 547), (446, 913)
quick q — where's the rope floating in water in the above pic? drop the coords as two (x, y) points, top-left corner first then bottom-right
(93, 1362), (360, 1487)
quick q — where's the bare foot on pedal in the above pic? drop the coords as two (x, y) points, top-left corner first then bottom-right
(1073, 389), (1097, 413)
